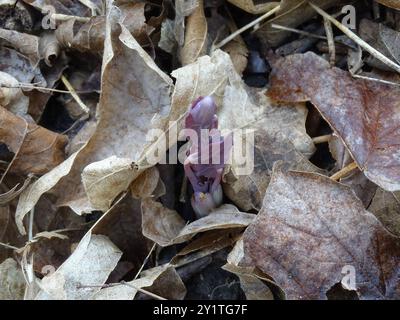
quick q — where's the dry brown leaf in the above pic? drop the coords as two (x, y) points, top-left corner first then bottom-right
(35, 232), (122, 300)
(227, 0), (279, 14)
(268, 52), (400, 192)
(0, 47), (45, 86)
(82, 156), (136, 211)
(0, 28), (39, 65)
(15, 151), (79, 235)
(206, 8), (248, 75)
(369, 189), (400, 237)
(91, 196), (153, 272)
(179, 0), (207, 65)
(359, 19), (400, 71)
(243, 165), (400, 299)
(55, 16), (106, 52)
(0, 106), (68, 176)
(22, 0), (95, 16)
(376, 0), (400, 9)
(0, 71), (29, 115)
(0, 176), (32, 206)
(174, 0), (199, 46)
(93, 264), (186, 300)
(0, 205), (9, 242)
(172, 204), (255, 244)
(141, 198), (186, 247)
(255, 0), (340, 47)
(0, 258), (25, 300)
(0, 0), (34, 31)
(130, 166), (164, 199)
(329, 135), (377, 207)
(176, 229), (241, 257)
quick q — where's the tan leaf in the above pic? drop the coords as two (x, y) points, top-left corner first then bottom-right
(82, 156), (136, 211)
(243, 165), (400, 299)
(93, 264), (186, 300)
(172, 204), (255, 244)
(36, 232), (122, 300)
(15, 151), (79, 235)
(130, 166), (164, 199)
(369, 189), (400, 237)
(376, 0), (400, 9)
(179, 0), (207, 65)
(227, 0), (279, 14)
(0, 106), (68, 176)
(0, 258), (25, 300)
(268, 52), (400, 191)
(0, 71), (29, 115)
(141, 198), (186, 247)
(0, 28), (39, 65)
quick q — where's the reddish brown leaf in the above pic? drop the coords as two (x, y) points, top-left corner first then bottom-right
(243, 165), (400, 300)
(267, 52), (400, 191)
(0, 106), (68, 175)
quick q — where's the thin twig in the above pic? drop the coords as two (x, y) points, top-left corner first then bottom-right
(0, 241), (18, 250)
(120, 281), (167, 300)
(309, 2), (400, 74)
(78, 282), (167, 300)
(28, 207), (35, 241)
(323, 17), (335, 66)
(352, 74), (400, 86)
(330, 161), (358, 181)
(213, 5), (281, 50)
(61, 75), (90, 114)
(312, 134), (332, 144)
(271, 23), (327, 40)
(134, 243), (156, 280)
(89, 191), (128, 233)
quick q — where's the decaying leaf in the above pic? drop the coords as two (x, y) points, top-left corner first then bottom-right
(329, 135), (377, 207)
(22, 0), (95, 17)
(179, 0), (207, 65)
(369, 189), (400, 237)
(0, 258), (25, 300)
(36, 232), (122, 300)
(91, 195), (153, 272)
(93, 264), (186, 300)
(55, 3), (152, 53)
(0, 106), (68, 175)
(359, 19), (400, 71)
(130, 166), (165, 199)
(268, 52), (400, 192)
(227, 0), (279, 14)
(82, 156), (136, 211)
(0, 47), (45, 86)
(141, 198), (186, 247)
(376, 0), (400, 9)
(0, 71), (29, 115)
(243, 165), (400, 299)
(172, 204), (255, 244)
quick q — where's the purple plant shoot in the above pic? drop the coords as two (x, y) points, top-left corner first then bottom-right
(184, 96), (232, 218)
